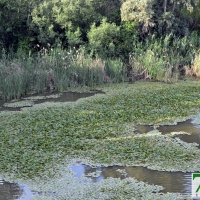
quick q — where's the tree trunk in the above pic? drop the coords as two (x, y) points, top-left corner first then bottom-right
(163, 0), (167, 13)
(17, 0), (22, 19)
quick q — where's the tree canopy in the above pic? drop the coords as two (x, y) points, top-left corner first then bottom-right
(121, 0), (198, 36)
(1, 0), (200, 56)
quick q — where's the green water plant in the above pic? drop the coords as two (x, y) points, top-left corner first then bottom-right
(3, 100), (34, 108)
(1, 81), (200, 179)
(1, 81), (200, 199)
(1, 157), (190, 200)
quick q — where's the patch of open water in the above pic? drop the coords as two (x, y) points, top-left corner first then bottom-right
(158, 118), (200, 145)
(72, 164), (192, 194)
(0, 180), (33, 200)
(0, 91), (100, 112)
(1, 92), (200, 199)
(136, 118), (200, 146)
(0, 164), (192, 199)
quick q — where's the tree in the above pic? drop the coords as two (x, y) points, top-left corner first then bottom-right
(31, 0), (103, 47)
(91, 0), (122, 25)
(183, 0), (200, 31)
(0, 0), (41, 52)
(87, 18), (120, 57)
(120, 0), (198, 36)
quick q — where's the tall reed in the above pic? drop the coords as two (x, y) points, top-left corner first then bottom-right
(0, 46), (126, 101)
(130, 33), (200, 82)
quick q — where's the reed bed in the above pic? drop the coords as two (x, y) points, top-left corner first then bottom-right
(130, 33), (200, 82)
(1, 33), (200, 101)
(0, 47), (125, 101)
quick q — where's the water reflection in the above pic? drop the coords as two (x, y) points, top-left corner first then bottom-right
(72, 164), (191, 195)
(135, 124), (154, 134)
(0, 91), (100, 112)
(33, 91), (97, 104)
(0, 180), (32, 200)
(158, 119), (200, 145)
(135, 118), (200, 146)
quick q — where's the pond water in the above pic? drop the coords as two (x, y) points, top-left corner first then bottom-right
(0, 164), (192, 199)
(136, 118), (200, 146)
(72, 164), (192, 194)
(158, 118), (200, 146)
(1, 92), (200, 199)
(0, 91), (100, 112)
(0, 180), (33, 200)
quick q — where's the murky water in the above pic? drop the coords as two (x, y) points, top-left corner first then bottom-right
(1, 93), (200, 199)
(158, 118), (200, 145)
(67, 117), (200, 196)
(0, 180), (33, 200)
(72, 164), (192, 194)
(135, 118), (200, 146)
(0, 164), (192, 199)
(0, 91), (103, 199)
(0, 91), (100, 112)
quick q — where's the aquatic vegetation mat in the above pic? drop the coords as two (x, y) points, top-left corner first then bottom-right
(22, 93), (62, 100)
(1, 81), (200, 198)
(3, 100), (34, 107)
(30, 171), (190, 200)
(2, 158), (190, 200)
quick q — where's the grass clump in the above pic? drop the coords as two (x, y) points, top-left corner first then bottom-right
(129, 34), (200, 83)
(2, 34), (200, 102)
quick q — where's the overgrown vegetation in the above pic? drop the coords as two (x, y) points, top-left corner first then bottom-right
(1, 82), (200, 179)
(1, 1), (200, 199)
(28, 163), (189, 200)
(1, 1), (200, 102)
(0, 47), (125, 101)
(0, 81), (200, 199)
(2, 33), (200, 101)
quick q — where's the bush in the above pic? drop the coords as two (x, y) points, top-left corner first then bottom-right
(87, 18), (120, 57)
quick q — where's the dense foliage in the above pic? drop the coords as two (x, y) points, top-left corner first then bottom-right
(0, 0), (200, 55)
(1, 0), (200, 100)
(1, 3), (200, 198)
(0, 47), (126, 101)
(1, 82), (200, 179)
